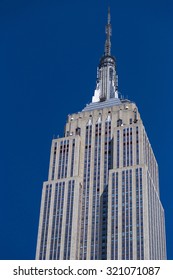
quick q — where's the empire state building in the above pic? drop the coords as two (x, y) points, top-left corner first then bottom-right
(36, 9), (166, 260)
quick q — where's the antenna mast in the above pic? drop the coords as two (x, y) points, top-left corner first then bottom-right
(105, 7), (112, 56)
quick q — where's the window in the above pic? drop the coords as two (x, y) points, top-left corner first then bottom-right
(117, 119), (122, 127)
(76, 127), (81, 135)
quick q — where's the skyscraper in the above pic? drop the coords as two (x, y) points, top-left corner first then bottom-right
(36, 9), (166, 260)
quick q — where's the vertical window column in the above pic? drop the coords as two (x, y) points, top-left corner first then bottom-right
(121, 170), (133, 260)
(127, 128), (130, 166)
(51, 143), (57, 180)
(136, 127), (139, 165)
(111, 172), (118, 259)
(80, 124), (92, 259)
(50, 182), (65, 260)
(70, 139), (75, 177)
(58, 140), (69, 179)
(104, 120), (111, 186)
(64, 180), (75, 260)
(129, 170), (133, 259)
(130, 128), (133, 166)
(122, 171), (125, 259)
(39, 184), (52, 260)
(116, 130), (120, 168)
(101, 119), (111, 259)
(123, 128), (133, 168)
(136, 168), (144, 259)
(123, 129), (126, 167)
(91, 123), (101, 259)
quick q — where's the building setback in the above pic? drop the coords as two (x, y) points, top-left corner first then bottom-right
(36, 9), (166, 260)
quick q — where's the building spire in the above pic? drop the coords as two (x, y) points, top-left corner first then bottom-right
(91, 7), (119, 103)
(105, 7), (112, 56)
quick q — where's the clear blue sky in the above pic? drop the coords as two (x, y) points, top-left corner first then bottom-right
(0, 0), (172, 259)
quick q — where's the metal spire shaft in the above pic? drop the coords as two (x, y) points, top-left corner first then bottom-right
(105, 7), (112, 56)
(91, 7), (118, 103)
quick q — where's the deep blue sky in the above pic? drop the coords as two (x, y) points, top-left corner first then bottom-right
(0, 0), (172, 260)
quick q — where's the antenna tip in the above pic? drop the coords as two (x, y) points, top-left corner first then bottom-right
(108, 6), (111, 22)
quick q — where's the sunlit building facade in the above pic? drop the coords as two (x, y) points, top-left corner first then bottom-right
(36, 9), (166, 260)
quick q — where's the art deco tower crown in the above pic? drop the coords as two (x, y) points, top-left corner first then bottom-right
(92, 8), (118, 103)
